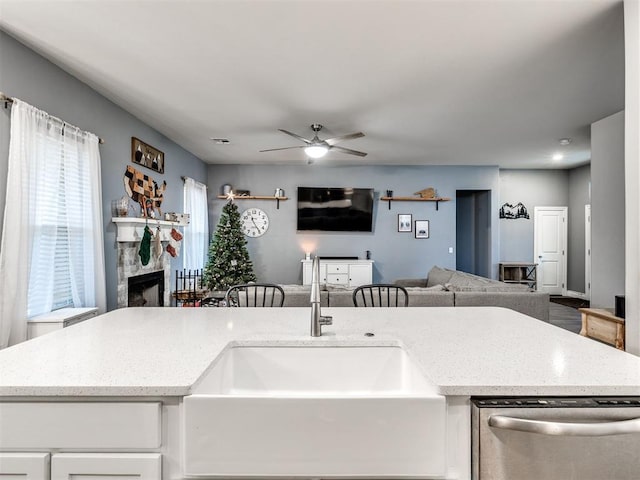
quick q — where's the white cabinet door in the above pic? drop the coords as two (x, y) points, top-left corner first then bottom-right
(302, 261), (327, 284)
(349, 264), (373, 287)
(0, 453), (50, 480)
(51, 453), (160, 480)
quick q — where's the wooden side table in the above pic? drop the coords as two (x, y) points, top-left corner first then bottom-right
(578, 308), (625, 350)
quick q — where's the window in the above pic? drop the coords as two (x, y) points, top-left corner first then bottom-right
(183, 177), (209, 270)
(1, 99), (105, 346)
(26, 125), (97, 317)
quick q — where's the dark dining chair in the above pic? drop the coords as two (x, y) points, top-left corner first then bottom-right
(224, 283), (285, 307)
(352, 284), (409, 307)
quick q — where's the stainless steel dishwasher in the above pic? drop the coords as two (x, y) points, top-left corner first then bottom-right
(471, 397), (640, 480)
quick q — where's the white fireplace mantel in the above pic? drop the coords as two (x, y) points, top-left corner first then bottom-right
(112, 217), (186, 242)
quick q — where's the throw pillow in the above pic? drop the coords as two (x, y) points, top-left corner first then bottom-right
(426, 266), (455, 287)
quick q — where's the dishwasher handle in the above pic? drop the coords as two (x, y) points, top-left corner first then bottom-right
(489, 415), (640, 437)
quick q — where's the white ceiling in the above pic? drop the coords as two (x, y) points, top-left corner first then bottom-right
(0, 0), (625, 168)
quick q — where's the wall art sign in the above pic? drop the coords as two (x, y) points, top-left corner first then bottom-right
(132, 137), (164, 174)
(499, 202), (530, 219)
(415, 220), (430, 239)
(123, 165), (167, 218)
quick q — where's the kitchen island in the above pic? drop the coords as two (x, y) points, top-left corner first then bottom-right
(1, 306), (639, 479)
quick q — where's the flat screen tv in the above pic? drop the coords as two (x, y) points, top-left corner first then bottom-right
(297, 187), (374, 232)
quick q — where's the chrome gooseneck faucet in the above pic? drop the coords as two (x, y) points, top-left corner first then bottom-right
(310, 256), (332, 337)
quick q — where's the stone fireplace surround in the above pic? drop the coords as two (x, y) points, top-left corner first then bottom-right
(117, 241), (171, 308)
(113, 218), (180, 308)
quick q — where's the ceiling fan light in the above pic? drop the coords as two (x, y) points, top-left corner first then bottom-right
(304, 145), (328, 159)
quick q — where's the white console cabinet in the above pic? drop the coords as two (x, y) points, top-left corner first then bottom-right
(302, 258), (373, 288)
(28, 307), (98, 340)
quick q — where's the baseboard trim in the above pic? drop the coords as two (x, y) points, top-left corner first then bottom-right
(566, 290), (587, 300)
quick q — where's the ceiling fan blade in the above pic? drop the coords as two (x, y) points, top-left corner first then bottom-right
(259, 146), (305, 153)
(278, 129), (312, 145)
(324, 132), (365, 146)
(330, 145), (368, 157)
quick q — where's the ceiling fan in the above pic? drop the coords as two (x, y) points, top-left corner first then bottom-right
(260, 124), (367, 159)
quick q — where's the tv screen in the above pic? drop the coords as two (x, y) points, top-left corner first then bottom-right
(297, 187), (374, 232)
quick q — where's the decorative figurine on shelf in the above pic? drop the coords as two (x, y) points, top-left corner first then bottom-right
(415, 187), (436, 199)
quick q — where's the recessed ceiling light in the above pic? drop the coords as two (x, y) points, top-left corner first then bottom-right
(559, 138), (572, 146)
(210, 138), (230, 145)
(552, 153), (564, 161)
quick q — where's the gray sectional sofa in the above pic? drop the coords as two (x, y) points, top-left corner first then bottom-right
(280, 266), (549, 321)
(394, 266), (549, 320)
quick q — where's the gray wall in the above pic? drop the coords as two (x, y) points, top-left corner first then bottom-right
(0, 31), (208, 311)
(591, 111), (625, 308)
(207, 165), (501, 284)
(499, 169), (570, 262)
(567, 164), (591, 294)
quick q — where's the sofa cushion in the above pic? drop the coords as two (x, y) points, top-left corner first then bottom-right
(280, 285), (329, 307)
(327, 290), (355, 307)
(445, 283), (531, 293)
(426, 266), (456, 287)
(446, 270), (497, 287)
(453, 291), (549, 321)
(395, 278), (428, 288)
(407, 290), (455, 307)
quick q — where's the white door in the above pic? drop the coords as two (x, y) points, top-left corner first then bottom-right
(349, 264), (373, 287)
(585, 205), (591, 300)
(534, 207), (567, 295)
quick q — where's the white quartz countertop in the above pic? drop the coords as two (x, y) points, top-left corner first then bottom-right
(0, 306), (639, 397)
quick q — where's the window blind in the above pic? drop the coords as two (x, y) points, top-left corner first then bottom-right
(27, 126), (91, 317)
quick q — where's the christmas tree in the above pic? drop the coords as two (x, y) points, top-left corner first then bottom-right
(203, 201), (256, 291)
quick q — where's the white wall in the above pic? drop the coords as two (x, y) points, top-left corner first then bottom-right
(591, 111), (625, 309)
(625, 0), (640, 355)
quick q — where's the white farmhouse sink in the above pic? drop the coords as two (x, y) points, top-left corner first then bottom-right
(183, 344), (446, 478)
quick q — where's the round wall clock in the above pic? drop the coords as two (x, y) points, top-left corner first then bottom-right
(240, 208), (270, 237)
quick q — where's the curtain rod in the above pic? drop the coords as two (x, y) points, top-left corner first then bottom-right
(0, 92), (105, 144)
(182, 176), (208, 189)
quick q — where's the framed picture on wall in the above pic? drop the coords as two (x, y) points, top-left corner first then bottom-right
(398, 214), (412, 232)
(132, 137), (164, 174)
(415, 220), (430, 239)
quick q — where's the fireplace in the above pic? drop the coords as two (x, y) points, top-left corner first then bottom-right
(128, 271), (165, 307)
(116, 240), (171, 308)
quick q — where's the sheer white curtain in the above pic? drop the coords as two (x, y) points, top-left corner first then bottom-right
(183, 177), (209, 271)
(0, 99), (106, 348)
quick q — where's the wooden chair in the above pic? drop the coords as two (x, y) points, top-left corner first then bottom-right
(224, 283), (285, 307)
(352, 284), (409, 307)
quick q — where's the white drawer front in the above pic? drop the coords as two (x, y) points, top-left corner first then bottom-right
(0, 402), (161, 449)
(327, 274), (349, 285)
(326, 264), (348, 274)
(0, 453), (50, 480)
(51, 453), (161, 480)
